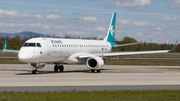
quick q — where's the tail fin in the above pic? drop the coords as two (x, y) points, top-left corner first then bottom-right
(103, 12), (116, 42)
(3, 40), (7, 50)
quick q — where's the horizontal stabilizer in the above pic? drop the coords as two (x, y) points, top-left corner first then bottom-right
(113, 42), (142, 47)
(2, 40), (19, 53)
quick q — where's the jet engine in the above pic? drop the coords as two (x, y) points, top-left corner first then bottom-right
(86, 57), (104, 69)
(28, 63), (46, 69)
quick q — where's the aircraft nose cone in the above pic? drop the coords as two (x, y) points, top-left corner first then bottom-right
(18, 49), (31, 62)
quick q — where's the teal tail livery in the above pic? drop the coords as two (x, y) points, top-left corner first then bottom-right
(103, 12), (116, 49)
(2, 12), (177, 74)
(103, 12), (116, 42)
(3, 40), (7, 50)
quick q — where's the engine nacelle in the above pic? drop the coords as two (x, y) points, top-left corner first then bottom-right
(86, 57), (104, 70)
(28, 63), (46, 69)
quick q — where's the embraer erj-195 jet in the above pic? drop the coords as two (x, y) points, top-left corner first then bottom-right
(2, 12), (177, 74)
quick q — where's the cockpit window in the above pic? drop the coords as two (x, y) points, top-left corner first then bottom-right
(37, 43), (42, 47)
(22, 43), (28, 47)
(22, 42), (42, 47)
(28, 43), (36, 47)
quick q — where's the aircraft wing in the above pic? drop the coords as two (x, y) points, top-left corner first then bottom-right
(2, 40), (19, 53)
(77, 39), (178, 59)
(77, 50), (170, 58)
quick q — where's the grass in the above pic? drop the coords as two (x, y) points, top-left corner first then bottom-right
(0, 51), (18, 56)
(0, 58), (25, 64)
(0, 90), (180, 101)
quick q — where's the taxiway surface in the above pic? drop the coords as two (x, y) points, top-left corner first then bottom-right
(0, 64), (180, 92)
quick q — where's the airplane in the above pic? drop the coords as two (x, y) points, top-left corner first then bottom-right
(2, 12), (178, 74)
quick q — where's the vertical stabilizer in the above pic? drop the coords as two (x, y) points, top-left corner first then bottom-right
(103, 12), (116, 42)
(3, 40), (7, 50)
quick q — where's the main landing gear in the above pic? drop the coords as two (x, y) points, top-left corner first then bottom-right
(54, 64), (64, 72)
(91, 69), (101, 73)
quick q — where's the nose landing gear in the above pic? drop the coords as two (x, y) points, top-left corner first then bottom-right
(32, 69), (38, 74)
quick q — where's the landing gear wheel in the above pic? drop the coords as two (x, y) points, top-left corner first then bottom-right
(32, 70), (38, 74)
(91, 69), (95, 72)
(54, 65), (58, 72)
(59, 65), (64, 72)
(97, 70), (101, 73)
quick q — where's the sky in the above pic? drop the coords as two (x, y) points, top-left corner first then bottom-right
(0, 0), (180, 44)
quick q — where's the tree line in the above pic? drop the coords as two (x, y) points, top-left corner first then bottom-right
(0, 35), (179, 52)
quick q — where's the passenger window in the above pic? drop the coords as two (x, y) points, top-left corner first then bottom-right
(37, 43), (42, 47)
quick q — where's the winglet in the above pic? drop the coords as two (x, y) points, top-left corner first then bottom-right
(171, 39), (178, 51)
(3, 40), (7, 50)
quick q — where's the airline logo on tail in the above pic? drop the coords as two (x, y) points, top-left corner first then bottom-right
(110, 25), (114, 37)
(103, 12), (116, 43)
(102, 12), (116, 50)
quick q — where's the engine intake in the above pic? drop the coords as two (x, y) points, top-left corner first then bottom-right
(86, 57), (104, 69)
(28, 63), (45, 69)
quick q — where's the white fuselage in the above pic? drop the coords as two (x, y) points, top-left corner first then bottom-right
(18, 38), (112, 63)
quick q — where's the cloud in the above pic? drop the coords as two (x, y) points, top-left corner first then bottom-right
(0, 9), (18, 18)
(73, 11), (90, 16)
(162, 25), (170, 29)
(166, 0), (180, 9)
(94, 27), (107, 32)
(118, 20), (153, 27)
(79, 16), (98, 22)
(153, 25), (170, 31)
(46, 14), (63, 20)
(0, 22), (50, 30)
(161, 17), (179, 22)
(154, 32), (166, 35)
(54, 25), (68, 29)
(132, 22), (152, 27)
(0, 1), (111, 12)
(118, 20), (131, 25)
(154, 27), (165, 31)
(137, 33), (142, 36)
(0, 9), (44, 19)
(174, 25), (180, 30)
(0, 9), (45, 23)
(67, 31), (89, 35)
(105, 0), (152, 9)
(0, 9), (106, 38)
(44, 9), (60, 13)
